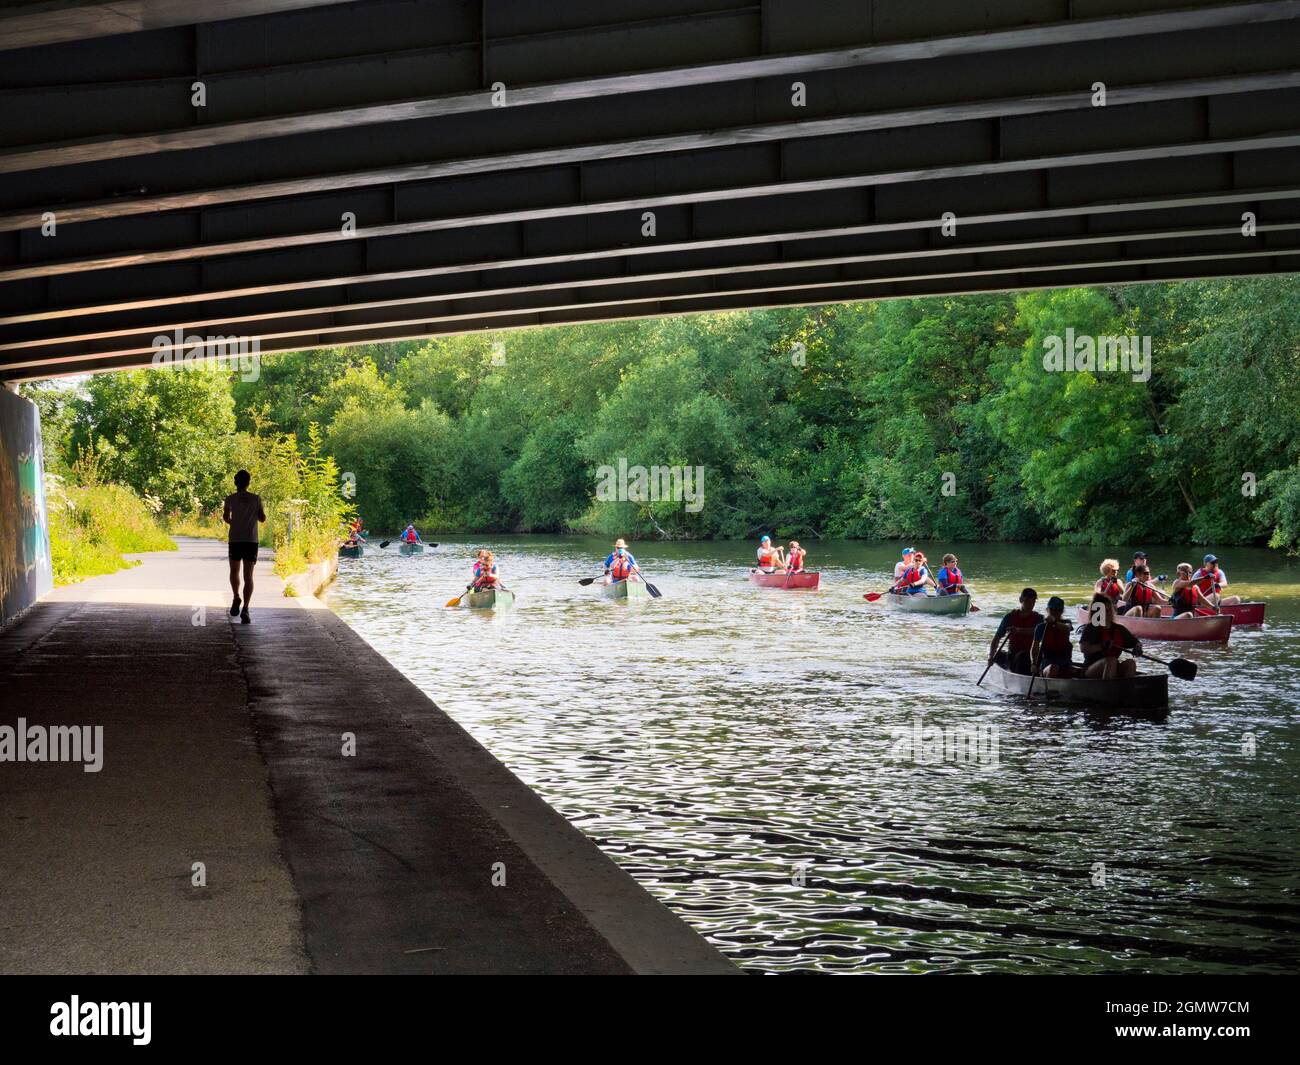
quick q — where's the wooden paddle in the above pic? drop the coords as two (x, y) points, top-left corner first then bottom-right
(445, 584), (473, 608)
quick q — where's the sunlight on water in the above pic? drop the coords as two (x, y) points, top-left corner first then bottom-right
(324, 537), (1300, 974)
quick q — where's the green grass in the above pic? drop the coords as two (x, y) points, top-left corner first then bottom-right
(49, 483), (176, 585)
(166, 510), (227, 540)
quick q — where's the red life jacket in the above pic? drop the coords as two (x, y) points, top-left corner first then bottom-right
(897, 565), (923, 588)
(1098, 625), (1126, 658)
(757, 546), (776, 567)
(610, 553), (633, 579)
(1099, 576), (1122, 601)
(1129, 581), (1154, 606)
(1007, 609), (1043, 653)
(939, 566), (963, 592)
(1041, 620), (1072, 655)
(787, 549), (805, 572)
(1192, 568), (1221, 597)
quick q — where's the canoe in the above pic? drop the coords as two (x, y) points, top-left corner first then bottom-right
(339, 543), (364, 559)
(987, 662), (1168, 711)
(887, 591), (970, 616)
(398, 542), (424, 555)
(1157, 601), (1266, 626)
(1075, 606), (1231, 643)
(602, 578), (650, 601)
(460, 587), (514, 611)
(749, 569), (821, 590)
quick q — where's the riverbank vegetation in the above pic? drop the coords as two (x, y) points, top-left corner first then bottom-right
(24, 276), (1300, 550)
(44, 450), (174, 584)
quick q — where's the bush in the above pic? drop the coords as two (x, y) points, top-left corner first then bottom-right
(47, 478), (175, 584)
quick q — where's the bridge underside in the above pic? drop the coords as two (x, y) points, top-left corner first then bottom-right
(2, 0), (1299, 379)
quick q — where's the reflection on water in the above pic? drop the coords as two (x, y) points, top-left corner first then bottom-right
(324, 537), (1300, 973)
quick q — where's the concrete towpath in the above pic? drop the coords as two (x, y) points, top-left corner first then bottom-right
(0, 537), (736, 974)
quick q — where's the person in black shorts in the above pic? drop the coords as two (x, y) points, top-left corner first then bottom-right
(222, 470), (266, 624)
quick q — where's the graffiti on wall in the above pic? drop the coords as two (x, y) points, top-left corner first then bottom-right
(1, 388), (52, 625)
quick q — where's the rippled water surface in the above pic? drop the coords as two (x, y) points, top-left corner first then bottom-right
(323, 538), (1300, 973)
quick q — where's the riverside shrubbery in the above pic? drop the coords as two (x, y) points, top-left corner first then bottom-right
(47, 476), (174, 584)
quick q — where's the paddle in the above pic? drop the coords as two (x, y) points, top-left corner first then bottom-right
(446, 583), (473, 608)
(578, 576), (601, 586)
(384, 540), (438, 550)
(1134, 648), (1198, 681)
(976, 630), (1013, 688)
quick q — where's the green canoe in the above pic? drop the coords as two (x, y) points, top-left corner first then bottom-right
(398, 541), (424, 555)
(602, 579), (650, 601)
(460, 587), (514, 610)
(887, 591), (971, 616)
(339, 543), (364, 559)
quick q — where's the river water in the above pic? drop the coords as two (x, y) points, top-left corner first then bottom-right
(323, 537), (1300, 974)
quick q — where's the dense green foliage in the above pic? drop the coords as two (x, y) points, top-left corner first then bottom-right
(45, 460), (175, 585)
(31, 370), (352, 576)
(26, 277), (1300, 550)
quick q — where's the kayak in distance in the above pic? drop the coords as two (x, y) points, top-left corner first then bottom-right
(986, 662), (1169, 713)
(398, 542), (425, 556)
(459, 587), (514, 611)
(1075, 605), (1232, 643)
(339, 543), (364, 559)
(749, 569), (821, 590)
(602, 578), (650, 601)
(1157, 601), (1266, 626)
(887, 591), (971, 616)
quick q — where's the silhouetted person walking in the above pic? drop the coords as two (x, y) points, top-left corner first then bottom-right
(223, 469), (266, 624)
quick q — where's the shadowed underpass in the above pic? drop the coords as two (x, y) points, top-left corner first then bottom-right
(0, 538), (735, 974)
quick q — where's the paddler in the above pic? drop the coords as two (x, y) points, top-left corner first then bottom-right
(892, 550), (934, 595)
(1169, 562), (1215, 618)
(604, 539), (641, 584)
(1120, 564), (1168, 618)
(786, 541), (807, 573)
(401, 523), (422, 544)
(1079, 593), (1140, 679)
(1191, 554), (1241, 607)
(935, 553), (969, 596)
(1095, 559), (1127, 612)
(894, 547), (916, 582)
(471, 550), (501, 591)
(755, 535), (784, 573)
(988, 588), (1043, 674)
(1031, 596), (1080, 678)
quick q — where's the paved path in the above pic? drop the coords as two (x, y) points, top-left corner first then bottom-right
(0, 538), (735, 974)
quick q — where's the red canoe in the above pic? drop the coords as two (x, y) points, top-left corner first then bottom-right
(1075, 606), (1232, 643)
(1157, 601), (1266, 626)
(749, 569), (820, 590)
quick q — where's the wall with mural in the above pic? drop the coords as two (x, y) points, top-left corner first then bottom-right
(0, 386), (52, 626)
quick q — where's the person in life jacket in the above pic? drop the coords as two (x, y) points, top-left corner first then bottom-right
(1190, 554), (1241, 607)
(604, 539), (641, 583)
(1031, 596), (1080, 678)
(401, 524), (421, 544)
(935, 553), (969, 596)
(1094, 559), (1125, 610)
(1121, 565), (1169, 618)
(893, 551), (934, 595)
(472, 549), (498, 580)
(346, 518), (366, 546)
(894, 547), (916, 582)
(989, 588), (1043, 675)
(785, 541), (807, 573)
(471, 551), (501, 591)
(1079, 593), (1140, 679)
(755, 535), (785, 572)
(1169, 562), (1216, 618)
